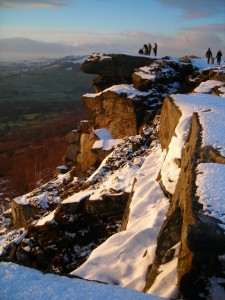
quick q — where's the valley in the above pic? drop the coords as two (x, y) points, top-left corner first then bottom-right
(0, 57), (95, 199)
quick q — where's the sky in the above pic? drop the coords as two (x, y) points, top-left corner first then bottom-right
(0, 0), (224, 60)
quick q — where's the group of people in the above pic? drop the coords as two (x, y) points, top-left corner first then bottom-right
(139, 43), (158, 56)
(206, 48), (223, 65)
(138, 44), (222, 65)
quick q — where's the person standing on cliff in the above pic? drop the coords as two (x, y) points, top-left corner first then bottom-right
(148, 43), (152, 56)
(206, 48), (212, 64)
(153, 43), (158, 56)
(215, 50), (222, 65)
(143, 44), (148, 55)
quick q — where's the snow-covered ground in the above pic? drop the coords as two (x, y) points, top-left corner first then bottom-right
(0, 262), (164, 300)
(72, 62), (225, 298)
(71, 142), (172, 294)
(0, 57), (224, 299)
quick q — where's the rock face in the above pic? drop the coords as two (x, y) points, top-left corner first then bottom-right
(11, 200), (41, 229)
(10, 172), (81, 229)
(64, 130), (81, 165)
(4, 53), (225, 299)
(144, 94), (225, 298)
(64, 54), (195, 173)
(81, 91), (138, 138)
(81, 53), (153, 77)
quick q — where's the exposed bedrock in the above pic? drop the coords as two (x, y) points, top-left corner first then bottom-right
(81, 91), (139, 139)
(144, 96), (225, 298)
(81, 53), (154, 79)
(11, 201), (41, 229)
(15, 191), (129, 273)
(64, 54), (196, 173)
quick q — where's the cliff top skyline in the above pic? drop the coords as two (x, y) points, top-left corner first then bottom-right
(0, 0), (224, 60)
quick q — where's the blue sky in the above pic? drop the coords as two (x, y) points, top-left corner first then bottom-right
(0, 0), (224, 60)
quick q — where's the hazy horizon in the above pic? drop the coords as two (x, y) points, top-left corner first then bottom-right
(0, 0), (224, 60)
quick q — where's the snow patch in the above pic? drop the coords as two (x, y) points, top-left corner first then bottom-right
(196, 163), (225, 224)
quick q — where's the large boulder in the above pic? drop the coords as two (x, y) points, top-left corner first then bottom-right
(81, 90), (138, 139)
(11, 200), (41, 229)
(81, 53), (153, 79)
(209, 69), (225, 82)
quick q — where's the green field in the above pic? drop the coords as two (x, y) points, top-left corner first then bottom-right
(0, 63), (95, 133)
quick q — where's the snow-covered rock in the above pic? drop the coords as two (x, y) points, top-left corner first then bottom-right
(1, 54), (225, 299)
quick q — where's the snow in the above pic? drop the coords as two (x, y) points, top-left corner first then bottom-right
(87, 52), (112, 62)
(62, 190), (93, 204)
(135, 65), (157, 81)
(84, 83), (151, 99)
(189, 57), (215, 70)
(92, 128), (122, 150)
(35, 209), (56, 226)
(194, 80), (223, 93)
(147, 243), (180, 298)
(196, 163), (225, 224)
(86, 140), (147, 201)
(14, 191), (49, 207)
(71, 143), (174, 296)
(13, 173), (69, 207)
(0, 262), (164, 300)
(57, 165), (68, 171)
(134, 61), (177, 82)
(218, 86), (225, 97)
(160, 113), (191, 194)
(88, 157), (140, 201)
(1, 57), (225, 299)
(0, 229), (27, 256)
(93, 138), (122, 150)
(207, 277), (225, 300)
(173, 93), (225, 157)
(93, 128), (112, 140)
(161, 92), (225, 194)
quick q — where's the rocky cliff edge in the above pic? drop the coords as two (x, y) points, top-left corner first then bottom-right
(1, 53), (225, 300)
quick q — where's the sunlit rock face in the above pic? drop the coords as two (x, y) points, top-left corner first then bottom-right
(144, 93), (225, 298)
(71, 54), (194, 173)
(81, 91), (138, 138)
(3, 53), (225, 300)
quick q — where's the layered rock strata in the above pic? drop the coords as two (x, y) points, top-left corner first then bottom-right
(3, 54), (225, 299)
(144, 94), (225, 299)
(64, 54), (195, 173)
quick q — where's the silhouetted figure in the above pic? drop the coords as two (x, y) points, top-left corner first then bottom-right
(206, 48), (212, 64)
(143, 44), (148, 55)
(215, 50), (222, 65)
(148, 43), (152, 56)
(153, 43), (157, 56)
(139, 48), (144, 55)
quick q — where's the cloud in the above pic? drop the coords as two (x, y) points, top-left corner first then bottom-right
(184, 23), (225, 32)
(0, 28), (224, 61)
(0, 38), (77, 59)
(158, 0), (225, 19)
(0, 0), (69, 9)
(159, 31), (224, 57)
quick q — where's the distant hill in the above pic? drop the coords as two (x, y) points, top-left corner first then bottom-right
(0, 57), (96, 197)
(0, 55), (89, 77)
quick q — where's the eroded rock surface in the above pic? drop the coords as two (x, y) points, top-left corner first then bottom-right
(2, 54), (225, 300)
(144, 93), (225, 299)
